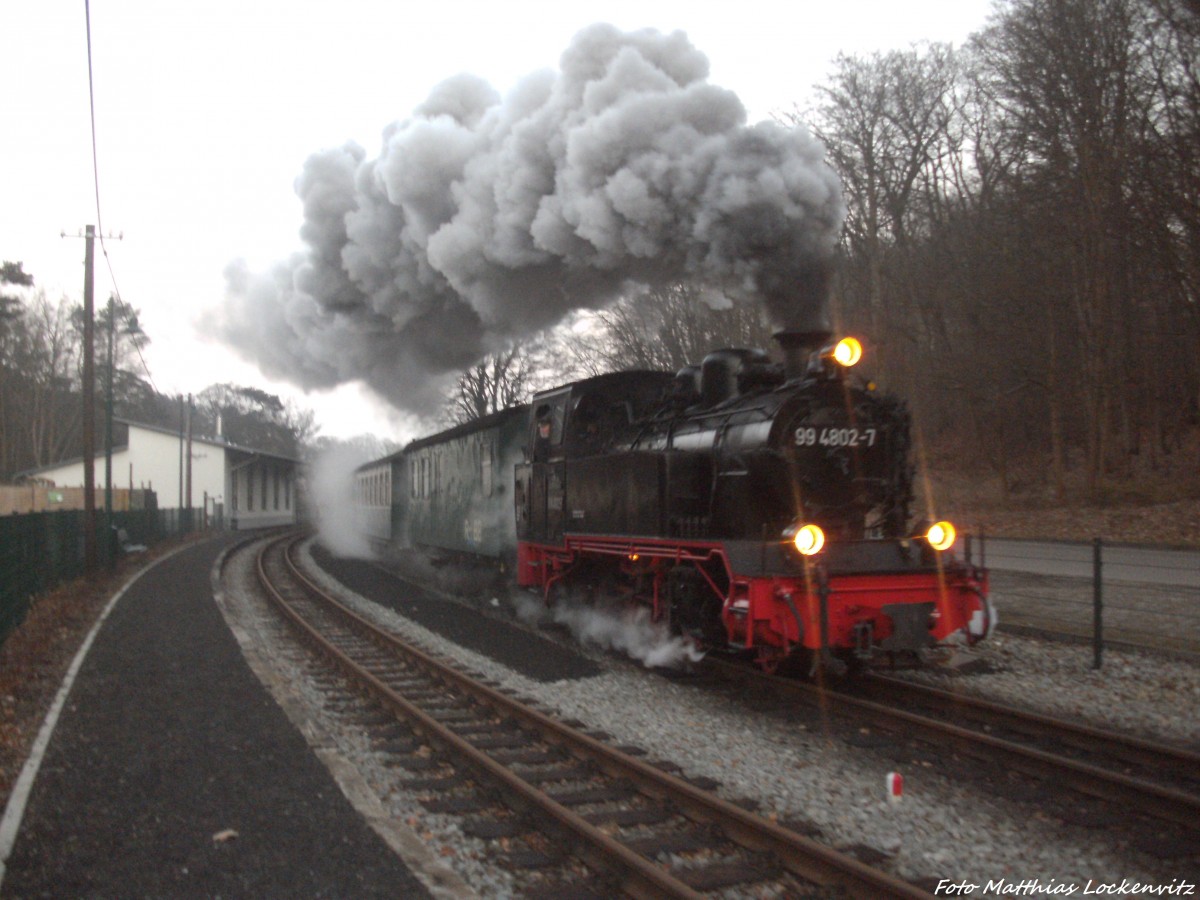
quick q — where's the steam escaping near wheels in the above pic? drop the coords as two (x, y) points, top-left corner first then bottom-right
(512, 589), (706, 670)
(213, 24), (843, 416)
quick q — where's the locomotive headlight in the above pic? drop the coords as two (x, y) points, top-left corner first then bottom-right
(832, 337), (863, 368)
(925, 520), (957, 552)
(784, 522), (826, 556)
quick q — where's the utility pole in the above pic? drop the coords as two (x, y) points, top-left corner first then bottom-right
(105, 294), (115, 569)
(179, 396), (184, 509)
(82, 226), (96, 572)
(62, 226), (122, 574)
(186, 393), (193, 523)
(59, 225), (100, 572)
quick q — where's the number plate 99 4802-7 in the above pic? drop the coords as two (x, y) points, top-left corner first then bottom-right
(794, 426), (878, 448)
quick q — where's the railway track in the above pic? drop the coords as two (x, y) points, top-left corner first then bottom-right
(703, 657), (1200, 855)
(253, 532), (934, 898)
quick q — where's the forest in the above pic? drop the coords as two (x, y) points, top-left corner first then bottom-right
(556, 0), (1200, 506)
(0, 260), (316, 480)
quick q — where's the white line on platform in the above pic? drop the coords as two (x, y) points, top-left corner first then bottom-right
(0, 542), (196, 890)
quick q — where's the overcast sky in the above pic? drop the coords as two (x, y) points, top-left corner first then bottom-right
(1, 0), (995, 442)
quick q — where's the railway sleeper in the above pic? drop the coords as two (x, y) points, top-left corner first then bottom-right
(461, 817), (532, 839)
(422, 704), (484, 720)
(395, 773), (470, 792)
(517, 762), (598, 785)
(470, 731), (538, 750)
(581, 804), (674, 827)
(452, 719), (520, 737)
(622, 824), (725, 856)
(547, 784), (638, 807)
(392, 755), (445, 772)
(375, 736), (423, 754)
(677, 855), (782, 891)
(488, 747), (568, 766)
(420, 794), (500, 815)
(520, 880), (616, 900)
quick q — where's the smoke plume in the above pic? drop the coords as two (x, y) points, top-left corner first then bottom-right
(215, 24), (844, 414)
(307, 444), (375, 558)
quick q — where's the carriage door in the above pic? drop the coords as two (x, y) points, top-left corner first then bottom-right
(523, 391), (569, 543)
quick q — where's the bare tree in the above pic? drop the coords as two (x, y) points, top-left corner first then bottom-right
(445, 345), (538, 424)
(24, 293), (83, 468)
(804, 46), (963, 382)
(195, 383), (315, 455)
(0, 262), (34, 475)
(976, 0), (1169, 498)
(565, 284), (775, 377)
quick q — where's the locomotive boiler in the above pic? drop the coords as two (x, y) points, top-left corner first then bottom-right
(514, 327), (992, 674)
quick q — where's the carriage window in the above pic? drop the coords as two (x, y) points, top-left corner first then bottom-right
(532, 394), (569, 459)
(549, 397), (567, 444)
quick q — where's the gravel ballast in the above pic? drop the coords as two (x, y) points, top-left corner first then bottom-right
(213, 538), (1200, 898)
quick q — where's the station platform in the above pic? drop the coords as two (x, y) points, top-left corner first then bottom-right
(0, 535), (435, 899)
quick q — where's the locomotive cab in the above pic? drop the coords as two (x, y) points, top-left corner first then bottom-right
(516, 371), (676, 546)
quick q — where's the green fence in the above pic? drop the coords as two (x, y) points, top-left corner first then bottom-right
(0, 508), (199, 649)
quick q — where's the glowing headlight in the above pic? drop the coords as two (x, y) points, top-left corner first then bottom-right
(786, 523), (826, 556)
(926, 520), (957, 552)
(832, 337), (863, 367)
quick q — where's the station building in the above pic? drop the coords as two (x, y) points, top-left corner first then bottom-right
(18, 419), (300, 529)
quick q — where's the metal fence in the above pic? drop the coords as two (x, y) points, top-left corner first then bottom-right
(0, 508), (200, 649)
(981, 537), (1200, 665)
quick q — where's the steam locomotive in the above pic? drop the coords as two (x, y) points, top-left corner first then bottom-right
(354, 328), (992, 675)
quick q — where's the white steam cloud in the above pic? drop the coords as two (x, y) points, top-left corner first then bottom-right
(513, 591), (705, 670)
(214, 24), (844, 415)
(307, 444), (375, 558)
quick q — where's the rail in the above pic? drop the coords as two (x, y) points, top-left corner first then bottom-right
(254, 532), (935, 899)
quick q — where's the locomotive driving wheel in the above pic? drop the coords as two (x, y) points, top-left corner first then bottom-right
(665, 565), (725, 646)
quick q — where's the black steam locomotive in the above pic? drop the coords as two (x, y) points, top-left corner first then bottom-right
(357, 328), (992, 674)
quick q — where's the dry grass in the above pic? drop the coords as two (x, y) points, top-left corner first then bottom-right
(923, 431), (1200, 548)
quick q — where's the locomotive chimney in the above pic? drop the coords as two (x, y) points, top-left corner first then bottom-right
(774, 328), (831, 378)
(773, 307), (832, 380)
(763, 262), (834, 378)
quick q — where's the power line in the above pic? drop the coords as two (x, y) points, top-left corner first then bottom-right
(82, 0), (158, 395)
(84, 0), (104, 239)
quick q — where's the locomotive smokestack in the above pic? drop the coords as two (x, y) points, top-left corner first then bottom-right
(767, 261), (834, 378)
(775, 327), (832, 378)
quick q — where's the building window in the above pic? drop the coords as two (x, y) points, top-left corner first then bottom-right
(284, 472), (291, 510)
(261, 467), (267, 510)
(247, 468), (254, 511)
(274, 468), (280, 510)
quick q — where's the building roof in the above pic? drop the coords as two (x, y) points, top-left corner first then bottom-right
(15, 418), (300, 481)
(114, 418), (301, 463)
